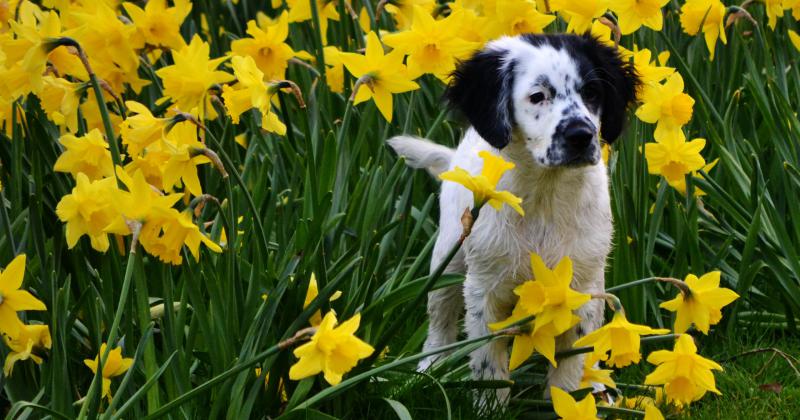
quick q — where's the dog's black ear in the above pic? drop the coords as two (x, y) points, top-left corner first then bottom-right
(446, 49), (515, 149)
(583, 36), (639, 144)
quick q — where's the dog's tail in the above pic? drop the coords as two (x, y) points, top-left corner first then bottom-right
(387, 136), (454, 177)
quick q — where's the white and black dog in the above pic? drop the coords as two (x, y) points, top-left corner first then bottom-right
(388, 34), (638, 401)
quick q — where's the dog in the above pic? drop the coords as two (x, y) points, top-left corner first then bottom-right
(388, 33), (638, 403)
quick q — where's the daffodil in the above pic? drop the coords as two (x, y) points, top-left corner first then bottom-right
(644, 132), (707, 190)
(660, 271), (739, 334)
(84, 343), (134, 402)
(631, 48), (675, 97)
(303, 273), (343, 326)
(4, 10), (69, 96)
(82, 94), (123, 135)
(286, 0), (339, 43)
(112, 169), (181, 223)
(383, 0), (436, 30)
(679, 0), (727, 60)
(231, 12), (311, 81)
(383, 6), (479, 81)
(644, 405), (665, 420)
(124, 0), (192, 50)
(53, 129), (115, 181)
(339, 31), (419, 122)
(438, 150), (524, 215)
(67, 3), (140, 79)
(221, 55), (286, 135)
(446, 1), (487, 44)
(645, 334), (723, 405)
(789, 29), (800, 51)
(489, 254), (589, 368)
(573, 310), (670, 368)
(119, 101), (170, 156)
(610, 0), (669, 35)
(323, 46), (346, 94)
(138, 209), (222, 265)
(579, 354), (615, 389)
(761, 0), (784, 29)
(635, 73), (695, 142)
(155, 35), (234, 118)
(55, 174), (128, 252)
(3, 323), (51, 376)
(289, 312), (374, 385)
(550, 0), (609, 34)
(550, 386), (597, 420)
(786, 0), (800, 20)
(161, 122), (211, 196)
(37, 75), (83, 132)
(483, 0), (555, 38)
(0, 255), (47, 337)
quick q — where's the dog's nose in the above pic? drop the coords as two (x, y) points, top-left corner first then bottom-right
(563, 121), (595, 148)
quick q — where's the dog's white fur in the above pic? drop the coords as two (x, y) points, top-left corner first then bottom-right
(388, 36), (618, 403)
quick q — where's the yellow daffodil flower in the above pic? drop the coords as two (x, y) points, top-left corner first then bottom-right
(139, 209), (222, 265)
(82, 95), (123, 134)
(67, 3), (140, 79)
(550, 0), (609, 35)
(551, 386), (597, 420)
(221, 55), (286, 135)
(489, 254), (589, 368)
(383, 0), (436, 30)
(37, 75), (83, 132)
(786, 0), (800, 20)
(53, 129), (115, 181)
(574, 310), (670, 368)
(789, 30), (800, 51)
(383, 6), (479, 82)
(119, 101), (170, 156)
(483, 0), (555, 39)
(289, 312), (374, 385)
(644, 132), (707, 191)
(0, 255), (47, 337)
(660, 271), (739, 334)
(3, 323), (51, 376)
(323, 46), (346, 94)
(761, 0), (784, 30)
(579, 354), (615, 389)
(231, 12), (312, 81)
(635, 73), (695, 142)
(679, 0), (727, 60)
(339, 31), (419, 122)
(111, 169), (181, 224)
(286, 0), (339, 43)
(124, 0), (192, 50)
(439, 150), (524, 215)
(55, 174), (128, 252)
(610, 0), (669, 35)
(644, 405), (665, 420)
(304, 273), (343, 326)
(645, 334), (723, 406)
(155, 35), (234, 118)
(84, 343), (134, 402)
(446, 1), (487, 44)
(630, 48), (675, 98)
(161, 122), (212, 196)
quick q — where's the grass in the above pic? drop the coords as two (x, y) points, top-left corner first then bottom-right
(1, 0), (800, 419)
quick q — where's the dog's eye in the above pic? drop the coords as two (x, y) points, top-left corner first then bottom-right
(581, 85), (600, 103)
(529, 92), (546, 104)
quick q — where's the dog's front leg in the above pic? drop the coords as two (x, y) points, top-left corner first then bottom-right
(464, 274), (513, 406)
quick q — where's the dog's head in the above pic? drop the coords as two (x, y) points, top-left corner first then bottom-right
(446, 34), (639, 167)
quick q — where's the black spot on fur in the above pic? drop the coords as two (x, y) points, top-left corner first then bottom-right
(446, 50), (516, 149)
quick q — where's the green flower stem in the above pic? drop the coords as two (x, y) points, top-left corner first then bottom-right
(76, 225), (141, 420)
(132, 253), (160, 412)
(293, 323), (514, 411)
(0, 189), (16, 254)
(365, 205), (482, 368)
(606, 277), (661, 293)
(141, 327), (318, 420)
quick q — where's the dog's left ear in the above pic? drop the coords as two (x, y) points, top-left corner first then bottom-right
(584, 36), (640, 144)
(445, 48), (515, 149)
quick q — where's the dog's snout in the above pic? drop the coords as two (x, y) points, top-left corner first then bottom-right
(564, 121), (595, 148)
